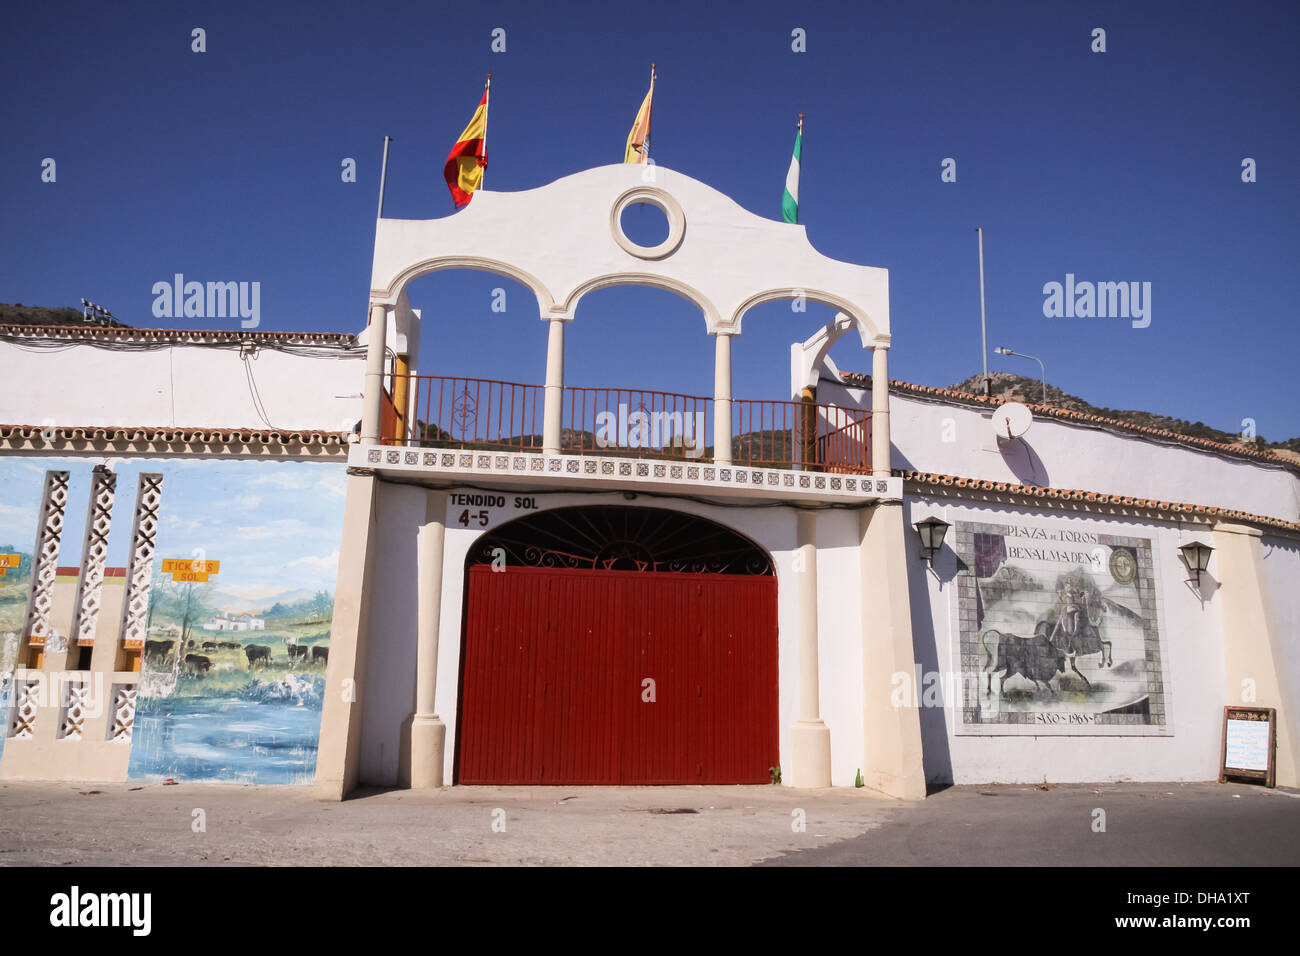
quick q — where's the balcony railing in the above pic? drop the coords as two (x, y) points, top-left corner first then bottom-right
(381, 374), (871, 474)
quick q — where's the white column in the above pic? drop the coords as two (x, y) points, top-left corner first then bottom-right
(713, 331), (733, 465)
(859, 504), (927, 799)
(360, 303), (388, 444)
(542, 314), (568, 455)
(790, 509), (832, 787)
(410, 490), (448, 788)
(871, 344), (891, 477)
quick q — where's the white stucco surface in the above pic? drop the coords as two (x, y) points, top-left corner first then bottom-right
(369, 165), (890, 341)
(357, 482), (425, 784)
(1262, 535), (1300, 747)
(0, 340), (365, 433)
(820, 380), (1300, 524)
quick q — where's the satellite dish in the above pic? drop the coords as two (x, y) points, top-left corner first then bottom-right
(992, 402), (1033, 440)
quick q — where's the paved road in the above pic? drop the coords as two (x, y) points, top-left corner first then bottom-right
(0, 780), (891, 866)
(0, 779), (1294, 866)
(759, 781), (1300, 866)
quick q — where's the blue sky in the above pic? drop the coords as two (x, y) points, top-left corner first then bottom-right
(0, 459), (346, 595)
(2, 1), (1297, 438)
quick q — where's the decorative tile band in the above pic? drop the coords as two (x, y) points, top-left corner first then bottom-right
(355, 445), (903, 502)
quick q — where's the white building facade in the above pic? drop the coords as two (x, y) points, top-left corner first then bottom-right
(0, 165), (1295, 796)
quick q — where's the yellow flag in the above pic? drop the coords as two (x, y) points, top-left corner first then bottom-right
(624, 70), (654, 164)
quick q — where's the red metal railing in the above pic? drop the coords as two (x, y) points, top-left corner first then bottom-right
(404, 375), (545, 451)
(563, 386), (712, 459)
(386, 374), (871, 474)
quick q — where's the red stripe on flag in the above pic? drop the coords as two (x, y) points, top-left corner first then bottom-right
(444, 138), (486, 207)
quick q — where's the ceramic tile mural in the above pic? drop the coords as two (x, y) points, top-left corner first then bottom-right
(953, 518), (1170, 735)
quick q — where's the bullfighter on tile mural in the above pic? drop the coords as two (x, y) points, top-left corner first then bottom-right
(954, 518), (1170, 735)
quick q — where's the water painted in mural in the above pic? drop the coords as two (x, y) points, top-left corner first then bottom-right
(0, 457), (345, 782)
(954, 518), (1170, 735)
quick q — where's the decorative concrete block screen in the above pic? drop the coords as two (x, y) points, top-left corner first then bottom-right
(953, 518), (1170, 736)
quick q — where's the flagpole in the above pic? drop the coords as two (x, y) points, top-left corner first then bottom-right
(646, 62), (655, 163)
(480, 73), (491, 189)
(978, 227), (989, 396)
(376, 135), (392, 219)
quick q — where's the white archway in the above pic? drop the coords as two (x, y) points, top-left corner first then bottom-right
(362, 164), (893, 473)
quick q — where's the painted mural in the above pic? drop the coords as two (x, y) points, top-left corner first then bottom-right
(0, 542), (33, 761)
(0, 457), (345, 782)
(129, 459), (345, 784)
(953, 518), (1170, 735)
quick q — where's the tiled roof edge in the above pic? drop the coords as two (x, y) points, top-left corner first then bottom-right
(0, 324), (358, 346)
(840, 372), (1295, 470)
(0, 424), (349, 445)
(901, 469), (1300, 535)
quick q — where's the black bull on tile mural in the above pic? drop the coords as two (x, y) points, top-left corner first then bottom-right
(981, 579), (1114, 696)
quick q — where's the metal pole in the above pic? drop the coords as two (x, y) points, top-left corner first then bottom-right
(481, 74), (491, 189)
(977, 227), (989, 396)
(376, 135), (392, 219)
(647, 62), (655, 163)
(995, 347), (1047, 404)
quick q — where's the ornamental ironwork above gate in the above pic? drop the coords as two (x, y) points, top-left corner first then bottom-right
(468, 505), (773, 576)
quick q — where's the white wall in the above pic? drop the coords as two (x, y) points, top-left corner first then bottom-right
(356, 484), (867, 788)
(0, 340), (365, 433)
(821, 381), (1300, 525)
(357, 482), (424, 784)
(814, 509), (866, 786)
(904, 494), (1228, 784)
(1262, 534), (1300, 742)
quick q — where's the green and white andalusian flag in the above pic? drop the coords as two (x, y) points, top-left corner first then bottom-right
(782, 116), (803, 224)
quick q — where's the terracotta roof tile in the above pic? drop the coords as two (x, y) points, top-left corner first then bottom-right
(840, 372), (1295, 469)
(0, 424), (348, 446)
(900, 469), (1300, 535)
(0, 324), (357, 346)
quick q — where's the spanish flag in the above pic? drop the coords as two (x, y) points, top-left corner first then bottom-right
(444, 80), (490, 208)
(624, 66), (655, 164)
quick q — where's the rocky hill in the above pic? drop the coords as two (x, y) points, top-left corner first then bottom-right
(951, 371), (1298, 461)
(0, 302), (130, 328)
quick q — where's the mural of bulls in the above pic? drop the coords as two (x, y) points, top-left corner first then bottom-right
(981, 626), (1068, 696)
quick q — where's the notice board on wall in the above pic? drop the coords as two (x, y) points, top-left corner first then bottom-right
(1219, 706), (1276, 788)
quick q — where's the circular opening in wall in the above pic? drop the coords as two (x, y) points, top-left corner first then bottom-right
(609, 186), (685, 260)
(618, 201), (670, 249)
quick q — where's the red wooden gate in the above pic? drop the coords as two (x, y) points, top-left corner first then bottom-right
(456, 564), (778, 785)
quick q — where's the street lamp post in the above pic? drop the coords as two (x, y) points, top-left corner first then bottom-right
(993, 347), (1047, 404)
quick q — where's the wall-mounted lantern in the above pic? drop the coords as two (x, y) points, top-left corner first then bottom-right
(914, 517), (950, 566)
(1178, 540), (1214, 586)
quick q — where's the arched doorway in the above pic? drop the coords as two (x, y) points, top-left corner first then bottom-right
(455, 506), (778, 785)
